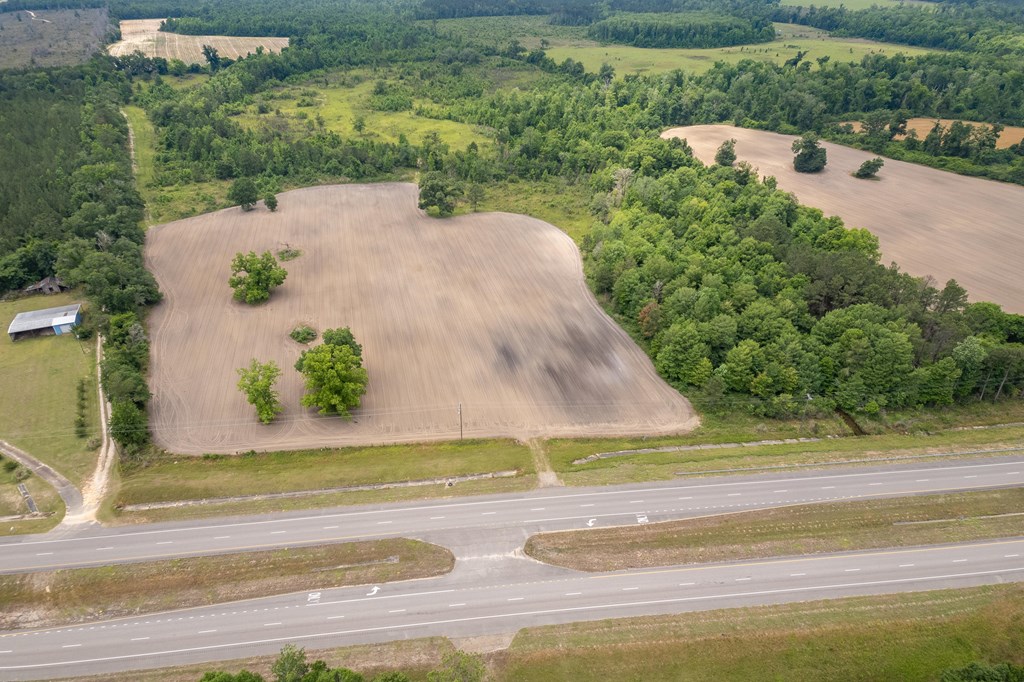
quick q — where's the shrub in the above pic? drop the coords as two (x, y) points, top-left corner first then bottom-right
(290, 325), (317, 344)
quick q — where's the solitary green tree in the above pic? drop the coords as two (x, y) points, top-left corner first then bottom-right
(297, 343), (368, 416)
(714, 138), (737, 167)
(418, 171), (461, 216)
(236, 359), (283, 424)
(792, 132), (827, 173)
(228, 177), (259, 211)
(854, 157), (885, 179)
(270, 645), (308, 682)
(264, 193), (278, 211)
(229, 251), (287, 304)
(466, 183), (484, 212)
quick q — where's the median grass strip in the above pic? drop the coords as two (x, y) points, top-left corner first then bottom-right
(524, 488), (1024, 572)
(0, 539), (454, 630)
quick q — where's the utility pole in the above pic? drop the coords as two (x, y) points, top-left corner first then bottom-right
(458, 402), (463, 441)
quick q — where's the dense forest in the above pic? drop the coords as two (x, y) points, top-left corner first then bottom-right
(586, 12), (776, 49)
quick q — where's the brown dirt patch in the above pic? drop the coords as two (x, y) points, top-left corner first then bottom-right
(843, 118), (1024, 149)
(663, 125), (1024, 313)
(108, 19), (289, 62)
(145, 183), (696, 454)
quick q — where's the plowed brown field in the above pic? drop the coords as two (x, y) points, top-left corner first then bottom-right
(108, 19), (288, 63)
(146, 184), (697, 454)
(662, 125), (1024, 314)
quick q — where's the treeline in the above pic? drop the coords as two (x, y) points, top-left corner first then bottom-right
(0, 58), (160, 453)
(772, 3), (1024, 55)
(587, 12), (775, 49)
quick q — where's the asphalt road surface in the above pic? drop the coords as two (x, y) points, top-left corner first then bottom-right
(1, 455), (1023, 678)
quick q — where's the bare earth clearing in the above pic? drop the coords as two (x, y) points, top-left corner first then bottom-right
(108, 19), (288, 63)
(663, 125), (1024, 314)
(0, 8), (110, 69)
(146, 183), (696, 454)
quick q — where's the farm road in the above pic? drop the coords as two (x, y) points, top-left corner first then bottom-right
(145, 183), (697, 455)
(664, 125), (1024, 314)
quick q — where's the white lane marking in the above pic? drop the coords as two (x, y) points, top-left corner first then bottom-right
(36, 552), (53, 556)
(790, 573), (806, 577)
(822, 486), (836, 490)
(530, 508), (545, 511)
(679, 582), (695, 586)
(869, 483), (883, 486)
(629, 500), (644, 504)
(965, 475), (978, 479)
(327, 615), (345, 620)
(845, 568), (861, 572)
(312, 588), (456, 606)
(198, 630), (217, 634)
(323, 526), (339, 530)
(507, 597), (524, 602)
(0, 651), (11, 654)
(448, 604), (466, 607)
(377, 521), (393, 525)
(388, 609), (406, 613)
(735, 577), (751, 582)
(96, 547), (112, 551)
(270, 531), (286, 535)
(131, 637), (149, 641)
(580, 504), (595, 507)
(264, 623), (281, 627)
(214, 536), (230, 540)
(727, 493), (741, 497)
(156, 541), (173, 545)
(952, 559), (967, 563)
(679, 496), (693, 500)
(773, 490), (788, 493)
(62, 644), (81, 649)
(1006, 554), (1020, 558)
(622, 587), (639, 591)
(899, 564), (915, 568)
(481, 512), (497, 516)
(429, 517), (445, 520)
(565, 592), (582, 596)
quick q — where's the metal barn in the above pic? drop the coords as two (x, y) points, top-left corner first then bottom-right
(7, 303), (83, 341)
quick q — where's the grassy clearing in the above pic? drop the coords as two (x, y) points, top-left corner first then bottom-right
(0, 294), (98, 487)
(0, 464), (63, 535)
(500, 584), (1024, 681)
(545, 23), (934, 75)
(473, 177), (595, 243)
(525, 487), (1024, 571)
(236, 74), (491, 149)
(115, 438), (532, 507)
(0, 539), (454, 631)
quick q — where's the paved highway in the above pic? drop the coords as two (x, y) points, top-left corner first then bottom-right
(1, 455), (1023, 678)
(1, 455), (1022, 573)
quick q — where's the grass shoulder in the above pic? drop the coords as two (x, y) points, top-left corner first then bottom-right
(524, 487), (1024, 572)
(1, 539), (453, 631)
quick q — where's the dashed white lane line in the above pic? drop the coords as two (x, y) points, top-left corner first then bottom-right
(0, 650), (12, 654)
(429, 517), (444, 520)
(773, 490), (788, 493)
(735, 577), (751, 582)
(899, 564), (915, 568)
(953, 559), (967, 563)
(580, 504), (595, 507)
(481, 512), (497, 516)
(448, 604), (466, 607)
(377, 521), (393, 525)
(270, 531), (286, 535)
(916, 479), (929, 482)
(389, 609), (406, 613)
(530, 508), (545, 511)
(622, 587), (639, 591)
(790, 573), (806, 577)
(96, 547), (112, 551)
(679, 496), (692, 500)
(965, 475), (978, 479)
(198, 630), (217, 634)
(328, 615), (345, 620)
(507, 597), (524, 601)
(869, 483), (883, 486)
(565, 592), (582, 596)
(36, 552), (53, 556)
(264, 623), (281, 627)
(1007, 554), (1021, 558)
(845, 568), (861, 572)
(821, 486), (836, 490)
(323, 526), (338, 530)
(629, 500), (644, 504)
(214, 536), (230, 540)
(156, 541), (173, 545)
(62, 645), (81, 649)
(131, 637), (149, 642)
(727, 493), (741, 497)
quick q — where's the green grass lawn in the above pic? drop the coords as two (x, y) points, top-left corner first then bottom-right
(546, 23), (934, 76)
(115, 438), (533, 507)
(0, 294), (99, 488)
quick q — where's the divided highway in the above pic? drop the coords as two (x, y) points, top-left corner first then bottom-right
(1, 455), (1023, 678)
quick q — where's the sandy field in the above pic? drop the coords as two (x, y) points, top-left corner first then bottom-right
(843, 118), (1024, 149)
(663, 125), (1024, 314)
(108, 19), (288, 63)
(146, 184), (697, 454)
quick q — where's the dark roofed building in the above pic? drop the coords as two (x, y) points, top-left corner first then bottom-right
(24, 276), (69, 295)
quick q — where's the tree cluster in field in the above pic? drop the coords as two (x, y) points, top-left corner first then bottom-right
(229, 251), (287, 305)
(237, 327), (367, 424)
(105, 312), (153, 456)
(940, 661), (1024, 682)
(587, 12), (775, 49)
(199, 644), (484, 682)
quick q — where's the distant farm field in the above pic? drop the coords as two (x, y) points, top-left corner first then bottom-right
(662, 125), (1024, 314)
(433, 18), (933, 75)
(844, 117), (1024, 149)
(108, 19), (288, 63)
(145, 183), (696, 454)
(0, 8), (111, 69)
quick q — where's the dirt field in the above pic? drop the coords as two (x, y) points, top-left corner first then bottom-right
(0, 8), (110, 69)
(108, 19), (288, 63)
(146, 183), (697, 454)
(662, 125), (1024, 314)
(843, 118), (1024, 149)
